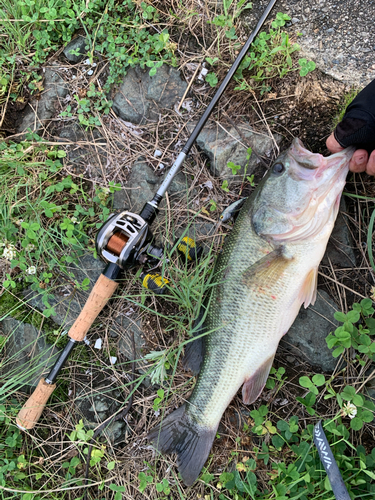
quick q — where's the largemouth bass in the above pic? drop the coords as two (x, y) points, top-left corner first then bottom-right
(148, 139), (354, 485)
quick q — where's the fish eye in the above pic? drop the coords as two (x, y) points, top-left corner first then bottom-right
(272, 163), (285, 175)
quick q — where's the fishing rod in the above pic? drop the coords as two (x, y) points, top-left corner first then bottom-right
(16, 0), (279, 430)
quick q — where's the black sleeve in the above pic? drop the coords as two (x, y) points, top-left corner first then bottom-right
(334, 79), (375, 152)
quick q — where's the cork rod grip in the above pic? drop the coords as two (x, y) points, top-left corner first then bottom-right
(16, 378), (56, 430)
(68, 273), (118, 341)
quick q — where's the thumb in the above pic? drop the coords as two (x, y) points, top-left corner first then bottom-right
(326, 133), (344, 153)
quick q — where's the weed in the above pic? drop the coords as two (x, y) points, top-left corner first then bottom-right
(234, 13), (315, 92)
(326, 298), (375, 358)
(332, 87), (360, 128)
(0, 134), (117, 317)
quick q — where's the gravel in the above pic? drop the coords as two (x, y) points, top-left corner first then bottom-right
(244, 0), (375, 87)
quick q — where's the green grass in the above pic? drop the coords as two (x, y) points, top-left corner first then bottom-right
(332, 87), (360, 129)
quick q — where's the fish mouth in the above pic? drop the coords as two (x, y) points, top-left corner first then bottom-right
(270, 139), (354, 243)
(289, 138), (355, 180)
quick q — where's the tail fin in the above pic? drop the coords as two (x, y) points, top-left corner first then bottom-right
(148, 404), (217, 486)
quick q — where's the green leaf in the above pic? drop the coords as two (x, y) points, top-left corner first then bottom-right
(360, 410), (373, 423)
(332, 345), (345, 357)
(272, 435), (284, 450)
(299, 376), (312, 388)
(334, 311), (347, 322)
(205, 72), (218, 87)
(341, 385), (356, 400)
(227, 161), (241, 175)
(306, 61), (316, 71)
(312, 374), (325, 386)
(346, 310), (360, 323)
(277, 420), (289, 431)
(350, 417), (364, 431)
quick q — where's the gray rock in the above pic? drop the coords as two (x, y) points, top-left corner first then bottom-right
(112, 65), (187, 124)
(280, 290), (341, 373)
(75, 384), (127, 444)
(115, 315), (151, 387)
(59, 124), (107, 177)
(18, 67), (69, 133)
(1, 317), (59, 387)
(113, 159), (191, 214)
(114, 315), (146, 359)
(25, 254), (106, 329)
(323, 198), (356, 268)
(188, 120), (280, 179)
(63, 36), (87, 63)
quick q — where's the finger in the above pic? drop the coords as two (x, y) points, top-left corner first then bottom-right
(366, 150), (375, 176)
(326, 133), (344, 153)
(349, 150), (368, 173)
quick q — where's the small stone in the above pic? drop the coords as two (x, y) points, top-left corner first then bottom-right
(281, 290), (342, 373)
(75, 384), (127, 444)
(187, 121), (281, 179)
(291, 17), (300, 24)
(59, 124), (107, 177)
(112, 65), (187, 125)
(113, 159), (194, 214)
(322, 198), (356, 267)
(1, 317), (59, 387)
(17, 68), (69, 134)
(63, 36), (87, 63)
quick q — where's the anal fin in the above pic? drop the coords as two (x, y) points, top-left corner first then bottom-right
(298, 267), (318, 308)
(242, 354), (275, 405)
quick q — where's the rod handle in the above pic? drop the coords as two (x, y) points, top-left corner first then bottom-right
(68, 273), (118, 342)
(16, 378), (56, 430)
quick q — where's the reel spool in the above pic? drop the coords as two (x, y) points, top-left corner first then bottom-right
(96, 211), (153, 269)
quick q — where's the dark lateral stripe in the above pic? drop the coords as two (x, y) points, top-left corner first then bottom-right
(313, 421), (351, 500)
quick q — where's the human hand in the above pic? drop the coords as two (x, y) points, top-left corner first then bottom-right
(326, 133), (375, 175)
(326, 79), (375, 175)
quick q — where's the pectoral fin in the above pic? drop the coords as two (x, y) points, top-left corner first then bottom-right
(242, 354), (275, 405)
(298, 267), (318, 308)
(241, 248), (290, 286)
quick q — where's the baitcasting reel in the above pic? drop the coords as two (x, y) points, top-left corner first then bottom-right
(96, 210), (203, 294)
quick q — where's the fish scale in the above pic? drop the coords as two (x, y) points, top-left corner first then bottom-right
(148, 139), (354, 486)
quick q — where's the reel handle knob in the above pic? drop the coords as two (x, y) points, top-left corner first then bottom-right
(141, 272), (169, 295)
(176, 236), (203, 262)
